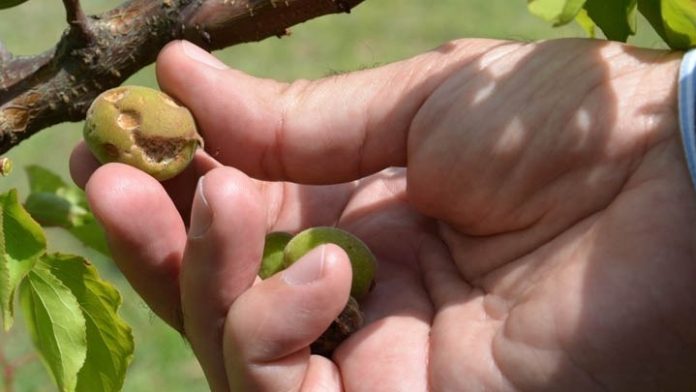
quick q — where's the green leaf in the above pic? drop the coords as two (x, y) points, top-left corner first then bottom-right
(42, 254), (134, 392)
(24, 166), (110, 257)
(528, 0), (588, 26)
(0, 189), (46, 330)
(26, 165), (68, 194)
(575, 8), (596, 37)
(19, 262), (87, 392)
(660, 0), (696, 49)
(68, 220), (111, 257)
(584, 0), (638, 42)
(25, 192), (91, 228)
(638, 0), (670, 44)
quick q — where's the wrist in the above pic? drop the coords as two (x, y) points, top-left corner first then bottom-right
(604, 44), (681, 145)
(678, 49), (696, 190)
(597, 44), (683, 180)
(612, 46), (695, 199)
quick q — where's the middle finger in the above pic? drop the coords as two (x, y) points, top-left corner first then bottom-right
(180, 166), (267, 392)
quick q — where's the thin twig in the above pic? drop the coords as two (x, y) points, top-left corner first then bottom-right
(62, 0), (94, 44)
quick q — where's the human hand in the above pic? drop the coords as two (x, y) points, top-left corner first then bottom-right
(71, 38), (696, 391)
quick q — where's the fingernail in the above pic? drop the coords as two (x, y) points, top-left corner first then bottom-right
(180, 40), (228, 70)
(189, 176), (212, 238)
(282, 245), (326, 285)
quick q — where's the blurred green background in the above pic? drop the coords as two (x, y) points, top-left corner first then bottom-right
(0, 1), (663, 390)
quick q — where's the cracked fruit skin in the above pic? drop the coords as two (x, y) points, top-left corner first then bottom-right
(283, 227), (376, 299)
(83, 85), (203, 181)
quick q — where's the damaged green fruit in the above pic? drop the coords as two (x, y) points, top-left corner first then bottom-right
(83, 86), (203, 181)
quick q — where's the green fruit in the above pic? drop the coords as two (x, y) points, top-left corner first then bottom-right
(83, 86), (203, 181)
(283, 227), (376, 299)
(260, 231), (293, 279)
(0, 0), (28, 10)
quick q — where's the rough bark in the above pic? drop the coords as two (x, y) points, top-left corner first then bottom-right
(0, 0), (364, 154)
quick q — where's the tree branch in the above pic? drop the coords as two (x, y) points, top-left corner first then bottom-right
(0, 0), (364, 154)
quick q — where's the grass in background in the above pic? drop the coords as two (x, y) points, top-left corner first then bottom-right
(0, 1), (662, 390)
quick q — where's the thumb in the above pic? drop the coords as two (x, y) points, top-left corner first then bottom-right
(222, 244), (353, 391)
(155, 40), (493, 184)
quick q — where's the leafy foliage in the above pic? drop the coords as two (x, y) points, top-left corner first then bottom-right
(20, 262), (87, 392)
(528, 0), (696, 49)
(584, 0), (637, 42)
(528, 0), (587, 26)
(659, 0), (696, 49)
(0, 189), (44, 330)
(43, 254), (134, 392)
(24, 165), (110, 256)
(0, 187), (132, 391)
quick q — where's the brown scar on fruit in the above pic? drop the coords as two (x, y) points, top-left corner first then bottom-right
(116, 111), (140, 130)
(133, 133), (194, 163)
(103, 88), (127, 103)
(83, 85), (203, 181)
(102, 143), (119, 159)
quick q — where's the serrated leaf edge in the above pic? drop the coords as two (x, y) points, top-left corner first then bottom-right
(20, 265), (87, 392)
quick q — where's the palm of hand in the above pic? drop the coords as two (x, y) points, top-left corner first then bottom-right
(75, 38), (696, 391)
(322, 144), (694, 391)
(318, 41), (696, 390)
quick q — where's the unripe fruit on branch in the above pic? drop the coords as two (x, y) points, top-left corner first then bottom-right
(283, 226), (377, 300)
(83, 86), (203, 181)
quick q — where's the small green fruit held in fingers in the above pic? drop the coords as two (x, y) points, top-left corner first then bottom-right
(83, 86), (203, 181)
(259, 228), (374, 357)
(260, 231), (293, 279)
(283, 226), (377, 300)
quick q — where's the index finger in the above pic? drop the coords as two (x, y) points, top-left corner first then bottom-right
(70, 140), (221, 225)
(155, 40), (499, 184)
